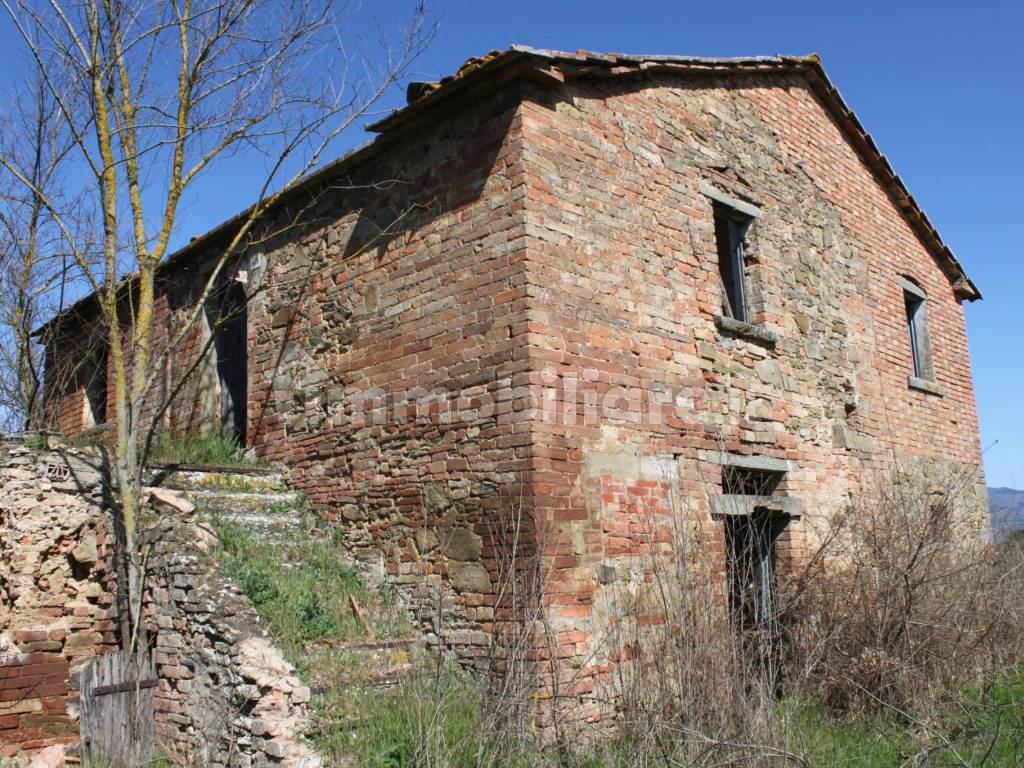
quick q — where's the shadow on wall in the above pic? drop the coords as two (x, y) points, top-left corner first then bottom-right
(247, 92), (521, 448)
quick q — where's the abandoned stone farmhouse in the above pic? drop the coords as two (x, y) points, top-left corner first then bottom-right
(37, 47), (987, 715)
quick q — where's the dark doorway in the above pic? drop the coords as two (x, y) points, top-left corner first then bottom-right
(83, 344), (108, 426)
(207, 279), (248, 444)
(725, 509), (789, 686)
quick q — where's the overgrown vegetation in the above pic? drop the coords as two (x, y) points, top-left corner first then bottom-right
(210, 515), (408, 656)
(312, 672), (1024, 768)
(149, 432), (258, 468)
(212, 468), (1024, 767)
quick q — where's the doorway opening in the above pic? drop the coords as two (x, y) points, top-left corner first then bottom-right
(206, 278), (248, 444)
(82, 343), (108, 428)
(721, 465), (790, 688)
(725, 509), (788, 635)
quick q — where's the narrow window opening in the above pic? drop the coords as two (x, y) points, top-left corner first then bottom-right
(82, 343), (108, 427)
(901, 283), (934, 383)
(909, 292), (925, 376)
(714, 204), (752, 323)
(206, 278), (249, 445)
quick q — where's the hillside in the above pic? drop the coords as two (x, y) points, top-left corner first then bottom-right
(990, 486), (1024, 541)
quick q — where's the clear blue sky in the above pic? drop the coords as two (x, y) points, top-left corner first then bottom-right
(1, 1), (1020, 488)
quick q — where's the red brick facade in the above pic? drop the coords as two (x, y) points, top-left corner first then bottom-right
(0, 643), (77, 756)
(41, 50), (987, 718)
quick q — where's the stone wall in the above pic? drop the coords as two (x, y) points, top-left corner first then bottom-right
(0, 442), (118, 757)
(140, 510), (319, 768)
(0, 444), (318, 764)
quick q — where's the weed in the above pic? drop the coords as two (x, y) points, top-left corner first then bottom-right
(209, 516), (407, 657)
(20, 431), (50, 450)
(148, 431), (258, 467)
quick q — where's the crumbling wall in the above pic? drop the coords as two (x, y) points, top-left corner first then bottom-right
(0, 442), (118, 757)
(141, 505), (318, 767)
(1, 443), (318, 765)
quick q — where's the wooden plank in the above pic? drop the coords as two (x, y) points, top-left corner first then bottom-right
(78, 642), (156, 768)
(93, 678), (157, 697)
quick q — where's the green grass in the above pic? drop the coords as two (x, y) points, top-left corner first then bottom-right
(305, 669), (1024, 768)
(20, 431), (50, 450)
(949, 668), (1024, 765)
(210, 512), (419, 765)
(209, 515), (407, 658)
(789, 703), (915, 767)
(149, 431), (258, 466)
(779, 676), (1024, 768)
(312, 668), (491, 768)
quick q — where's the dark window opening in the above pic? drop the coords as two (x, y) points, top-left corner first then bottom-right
(714, 204), (753, 323)
(726, 510), (787, 633)
(206, 279), (248, 445)
(723, 466), (781, 497)
(725, 508), (790, 688)
(904, 290), (932, 380)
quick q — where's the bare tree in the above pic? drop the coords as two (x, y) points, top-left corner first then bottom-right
(0, 68), (89, 433)
(0, 0), (431, 640)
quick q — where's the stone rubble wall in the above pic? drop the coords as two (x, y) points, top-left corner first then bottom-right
(1, 443), (319, 765)
(141, 508), (319, 768)
(0, 442), (118, 757)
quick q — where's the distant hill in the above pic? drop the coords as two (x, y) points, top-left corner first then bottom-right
(989, 487), (1024, 541)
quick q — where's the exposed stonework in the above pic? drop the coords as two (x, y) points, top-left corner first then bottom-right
(39, 48), (989, 723)
(1, 445), (318, 764)
(141, 512), (319, 767)
(0, 442), (118, 757)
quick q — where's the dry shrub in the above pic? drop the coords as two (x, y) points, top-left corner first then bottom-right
(476, 493), (553, 756)
(593, 510), (803, 765)
(352, 468), (1024, 767)
(784, 465), (1024, 715)
(566, 463), (1024, 765)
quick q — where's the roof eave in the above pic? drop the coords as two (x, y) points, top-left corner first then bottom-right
(34, 47), (980, 340)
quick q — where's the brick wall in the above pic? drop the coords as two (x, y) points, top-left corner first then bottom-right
(515, 70), (987, 717)
(234, 84), (534, 660)
(0, 645), (76, 757)
(38, 61), (988, 717)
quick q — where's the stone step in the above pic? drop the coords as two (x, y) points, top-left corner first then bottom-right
(184, 489), (304, 535)
(146, 465), (288, 494)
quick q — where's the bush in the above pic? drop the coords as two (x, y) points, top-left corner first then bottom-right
(785, 466), (1024, 715)
(532, 464), (1024, 765)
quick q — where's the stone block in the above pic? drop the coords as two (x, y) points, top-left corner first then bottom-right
(442, 528), (482, 562)
(448, 563), (491, 594)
